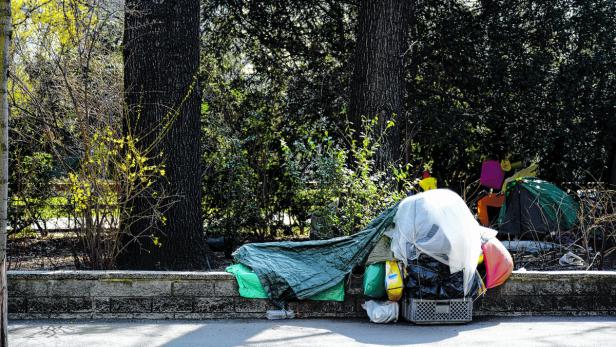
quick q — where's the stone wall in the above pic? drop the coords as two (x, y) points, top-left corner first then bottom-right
(7, 270), (616, 319)
(475, 271), (616, 316)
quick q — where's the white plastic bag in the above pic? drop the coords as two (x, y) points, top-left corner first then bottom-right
(362, 300), (399, 323)
(388, 189), (483, 295)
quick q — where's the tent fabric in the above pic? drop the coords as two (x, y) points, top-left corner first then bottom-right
(365, 236), (394, 265)
(226, 263), (269, 299)
(498, 178), (578, 235)
(232, 204), (398, 301)
(481, 238), (513, 289)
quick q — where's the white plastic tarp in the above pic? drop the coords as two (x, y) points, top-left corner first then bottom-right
(388, 189), (484, 295)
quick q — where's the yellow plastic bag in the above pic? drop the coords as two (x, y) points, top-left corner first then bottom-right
(418, 177), (437, 191)
(385, 260), (403, 301)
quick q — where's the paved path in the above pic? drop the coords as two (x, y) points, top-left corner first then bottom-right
(9, 316), (616, 347)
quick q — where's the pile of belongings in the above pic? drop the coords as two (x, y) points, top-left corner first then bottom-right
(226, 189), (514, 324)
(475, 160), (578, 236)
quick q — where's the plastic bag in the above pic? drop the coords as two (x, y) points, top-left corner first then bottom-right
(385, 260), (403, 301)
(363, 263), (386, 298)
(362, 300), (399, 323)
(482, 238), (513, 289)
(480, 160), (505, 190)
(389, 189), (482, 295)
(419, 177), (438, 191)
(405, 255), (484, 300)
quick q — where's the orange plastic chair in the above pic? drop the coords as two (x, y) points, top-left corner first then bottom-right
(477, 193), (505, 227)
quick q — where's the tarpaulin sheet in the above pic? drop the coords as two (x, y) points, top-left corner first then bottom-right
(226, 263), (345, 301)
(233, 205), (398, 301)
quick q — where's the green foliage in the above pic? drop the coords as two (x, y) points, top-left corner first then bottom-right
(288, 118), (409, 238)
(7, 0), (615, 254)
(202, 107), (410, 240)
(204, 0), (615, 187)
(406, 0), (615, 185)
(8, 151), (55, 234)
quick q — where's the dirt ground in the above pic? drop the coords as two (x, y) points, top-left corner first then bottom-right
(7, 234), (232, 271)
(7, 233), (615, 271)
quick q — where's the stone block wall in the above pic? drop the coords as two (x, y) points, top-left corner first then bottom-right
(7, 271), (366, 320)
(475, 271), (616, 316)
(7, 270), (616, 319)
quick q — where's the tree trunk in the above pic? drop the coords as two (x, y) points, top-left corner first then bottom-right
(349, 0), (411, 169)
(119, 0), (207, 270)
(0, 0), (10, 343)
(609, 144), (616, 187)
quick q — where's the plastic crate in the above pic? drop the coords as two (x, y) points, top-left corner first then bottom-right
(401, 297), (473, 324)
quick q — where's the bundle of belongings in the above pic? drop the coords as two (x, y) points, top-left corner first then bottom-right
(226, 189), (513, 324)
(475, 160), (578, 236)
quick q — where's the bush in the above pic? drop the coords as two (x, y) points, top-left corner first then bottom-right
(9, 151), (55, 235)
(202, 114), (412, 242)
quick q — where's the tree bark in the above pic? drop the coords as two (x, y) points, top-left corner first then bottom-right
(609, 143), (616, 187)
(349, 0), (411, 169)
(0, 0), (10, 343)
(119, 0), (207, 270)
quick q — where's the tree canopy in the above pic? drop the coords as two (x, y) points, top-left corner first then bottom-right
(5, 0), (615, 267)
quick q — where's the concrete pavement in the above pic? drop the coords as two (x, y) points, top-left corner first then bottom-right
(9, 316), (616, 347)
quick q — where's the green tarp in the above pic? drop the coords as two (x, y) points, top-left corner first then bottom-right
(226, 263), (345, 301)
(232, 204), (398, 301)
(226, 264), (269, 299)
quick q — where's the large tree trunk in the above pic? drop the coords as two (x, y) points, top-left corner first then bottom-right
(349, 0), (411, 169)
(0, 0), (10, 343)
(119, 0), (207, 269)
(609, 144), (616, 187)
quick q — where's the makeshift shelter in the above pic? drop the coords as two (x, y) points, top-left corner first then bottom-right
(232, 204), (398, 302)
(497, 178), (578, 236)
(229, 189), (510, 308)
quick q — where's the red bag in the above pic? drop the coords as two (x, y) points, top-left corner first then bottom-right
(482, 238), (513, 289)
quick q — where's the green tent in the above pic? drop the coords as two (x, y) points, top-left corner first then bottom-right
(498, 177), (578, 236)
(230, 204), (398, 302)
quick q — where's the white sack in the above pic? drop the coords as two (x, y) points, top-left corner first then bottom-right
(389, 189), (483, 295)
(362, 300), (399, 323)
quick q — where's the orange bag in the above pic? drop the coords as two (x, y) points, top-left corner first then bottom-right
(482, 238), (513, 289)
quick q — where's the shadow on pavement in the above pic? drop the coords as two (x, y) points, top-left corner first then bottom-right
(161, 318), (500, 347)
